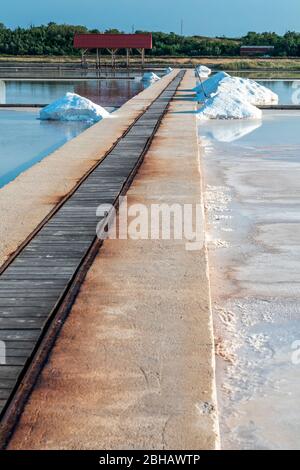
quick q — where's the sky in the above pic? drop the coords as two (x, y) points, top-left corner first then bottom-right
(1, 0), (300, 37)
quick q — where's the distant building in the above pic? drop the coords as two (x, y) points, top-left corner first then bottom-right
(240, 45), (275, 57)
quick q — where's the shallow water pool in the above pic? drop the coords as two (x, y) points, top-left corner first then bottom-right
(0, 109), (89, 188)
(199, 111), (300, 449)
(0, 78), (146, 107)
(257, 80), (300, 105)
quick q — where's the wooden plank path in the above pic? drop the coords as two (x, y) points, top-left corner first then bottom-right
(0, 71), (185, 429)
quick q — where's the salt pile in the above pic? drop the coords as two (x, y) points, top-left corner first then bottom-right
(165, 67), (173, 74)
(197, 71), (278, 120)
(142, 72), (160, 82)
(216, 76), (278, 106)
(194, 71), (230, 99)
(198, 91), (262, 120)
(40, 93), (109, 123)
(195, 65), (211, 78)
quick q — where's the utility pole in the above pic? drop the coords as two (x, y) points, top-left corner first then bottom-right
(132, 24), (135, 34)
(180, 19), (184, 36)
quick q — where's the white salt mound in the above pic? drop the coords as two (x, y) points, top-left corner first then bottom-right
(40, 93), (109, 123)
(194, 71), (230, 99)
(142, 72), (160, 82)
(197, 90), (262, 120)
(196, 71), (278, 120)
(195, 65), (212, 78)
(216, 76), (278, 106)
(196, 72), (278, 105)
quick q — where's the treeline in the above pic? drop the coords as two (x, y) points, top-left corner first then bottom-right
(242, 31), (300, 56)
(144, 32), (240, 56)
(0, 22), (299, 56)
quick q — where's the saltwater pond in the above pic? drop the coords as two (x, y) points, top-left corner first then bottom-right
(0, 109), (89, 188)
(0, 76), (148, 188)
(257, 80), (300, 105)
(199, 111), (300, 449)
(0, 78), (146, 107)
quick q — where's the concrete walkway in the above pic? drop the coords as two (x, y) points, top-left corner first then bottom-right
(8, 70), (219, 450)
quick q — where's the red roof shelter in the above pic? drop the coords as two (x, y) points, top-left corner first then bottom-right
(74, 33), (153, 68)
(74, 33), (152, 50)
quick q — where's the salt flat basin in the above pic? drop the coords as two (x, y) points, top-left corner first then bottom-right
(199, 110), (300, 450)
(0, 78), (146, 106)
(0, 109), (89, 188)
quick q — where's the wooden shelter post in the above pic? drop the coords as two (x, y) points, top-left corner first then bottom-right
(126, 48), (130, 68)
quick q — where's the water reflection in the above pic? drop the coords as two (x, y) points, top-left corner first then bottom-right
(199, 119), (262, 142)
(3, 79), (146, 106)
